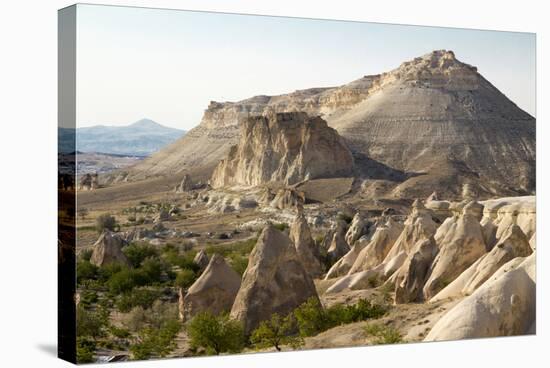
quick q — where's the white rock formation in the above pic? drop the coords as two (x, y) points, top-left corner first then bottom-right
(345, 213), (368, 246)
(180, 254), (241, 321)
(289, 213), (323, 278)
(90, 231), (129, 267)
(425, 253), (535, 341)
(230, 226), (319, 333)
(423, 201), (488, 299)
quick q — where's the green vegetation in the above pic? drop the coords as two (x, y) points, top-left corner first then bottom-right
(250, 313), (303, 351)
(76, 305), (108, 339)
(76, 337), (96, 363)
(123, 243), (159, 268)
(187, 312), (246, 355)
(77, 260), (98, 285)
(175, 269), (198, 289)
(130, 320), (181, 360)
(116, 288), (161, 313)
(95, 213), (118, 233)
(364, 324), (403, 344)
(205, 238), (256, 276)
(272, 222), (289, 232)
(294, 298), (387, 337)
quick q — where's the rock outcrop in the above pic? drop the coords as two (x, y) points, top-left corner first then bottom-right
(326, 220), (351, 263)
(425, 253), (535, 341)
(193, 249), (209, 271)
(345, 213), (368, 245)
(394, 237), (438, 303)
(175, 174), (193, 192)
(325, 244), (362, 279)
(180, 254), (241, 321)
(127, 51), (535, 200)
(230, 226), (319, 334)
(270, 188), (305, 211)
(431, 225), (532, 301)
(422, 201), (487, 299)
(90, 231), (129, 267)
(79, 173), (98, 191)
(289, 213), (323, 278)
(211, 112), (354, 188)
(348, 218), (404, 274)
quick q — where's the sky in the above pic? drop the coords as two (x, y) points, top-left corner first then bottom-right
(75, 4), (536, 130)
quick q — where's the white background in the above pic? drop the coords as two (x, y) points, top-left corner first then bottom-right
(0, 0), (547, 366)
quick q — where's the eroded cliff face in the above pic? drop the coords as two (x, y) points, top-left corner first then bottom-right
(126, 50), (535, 199)
(210, 112), (354, 188)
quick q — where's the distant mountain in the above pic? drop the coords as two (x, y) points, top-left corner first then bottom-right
(58, 119), (186, 156)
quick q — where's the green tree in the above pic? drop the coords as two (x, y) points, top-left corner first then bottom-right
(130, 320), (181, 360)
(77, 260), (98, 285)
(187, 312), (245, 355)
(250, 313), (303, 351)
(123, 243), (159, 268)
(76, 305), (108, 339)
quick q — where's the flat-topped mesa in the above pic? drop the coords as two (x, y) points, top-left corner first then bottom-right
(210, 111), (354, 188)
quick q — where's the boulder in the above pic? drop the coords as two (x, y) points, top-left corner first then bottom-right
(345, 213), (368, 245)
(422, 201), (487, 299)
(230, 226), (319, 334)
(153, 209), (170, 223)
(425, 253), (535, 341)
(193, 249), (209, 271)
(90, 231), (130, 267)
(348, 218), (404, 274)
(180, 254), (241, 321)
(289, 213), (323, 278)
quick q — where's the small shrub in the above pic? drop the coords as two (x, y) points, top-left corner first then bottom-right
(272, 222), (289, 232)
(76, 337), (96, 363)
(251, 313), (303, 351)
(79, 289), (98, 307)
(130, 319), (181, 360)
(364, 324), (403, 344)
(76, 305), (108, 339)
(116, 288), (160, 313)
(187, 312), (245, 355)
(77, 260), (98, 285)
(123, 243), (159, 268)
(175, 269), (197, 289)
(95, 213), (117, 234)
(109, 325), (131, 339)
(79, 249), (93, 262)
(294, 298), (388, 337)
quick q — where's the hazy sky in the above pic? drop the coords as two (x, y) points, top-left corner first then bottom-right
(76, 4), (536, 130)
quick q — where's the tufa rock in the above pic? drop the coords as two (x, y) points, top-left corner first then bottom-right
(230, 226), (319, 334)
(193, 249), (209, 271)
(345, 213), (368, 246)
(90, 231), (130, 267)
(180, 254), (241, 321)
(289, 213), (323, 278)
(211, 112), (354, 188)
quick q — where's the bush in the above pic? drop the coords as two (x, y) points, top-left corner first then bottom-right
(294, 298), (387, 337)
(116, 288), (160, 313)
(251, 313), (303, 351)
(79, 249), (93, 262)
(107, 268), (139, 294)
(228, 254), (249, 276)
(175, 269), (197, 289)
(109, 325), (131, 339)
(272, 222), (289, 232)
(77, 260), (98, 285)
(130, 319), (181, 360)
(124, 243), (159, 268)
(95, 213), (117, 234)
(77, 337), (96, 363)
(364, 324), (403, 345)
(187, 312), (245, 355)
(293, 298), (331, 337)
(79, 289), (99, 307)
(76, 305), (108, 339)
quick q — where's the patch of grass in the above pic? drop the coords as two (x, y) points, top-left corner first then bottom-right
(272, 222), (289, 232)
(205, 238), (257, 275)
(116, 288), (161, 313)
(364, 324), (403, 345)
